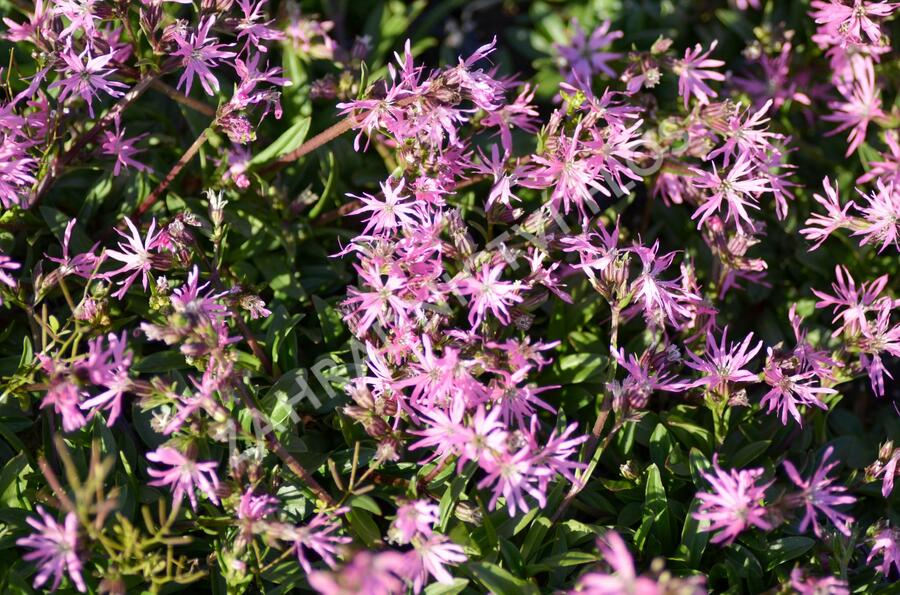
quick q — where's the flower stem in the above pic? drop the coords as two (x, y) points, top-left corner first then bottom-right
(134, 126), (212, 218)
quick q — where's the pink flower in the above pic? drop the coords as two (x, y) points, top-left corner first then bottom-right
(823, 56), (884, 157)
(812, 0), (897, 45)
(146, 446), (220, 511)
(38, 356), (87, 432)
(0, 252), (21, 291)
(684, 327), (763, 395)
(104, 218), (165, 299)
(873, 443), (900, 497)
(344, 263), (410, 336)
(172, 17), (237, 96)
(349, 178), (420, 236)
(867, 527), (900, 576)
(852, 179), (899, 253)
(288, 511), (351, 573)
(784, 446), (857, 537)
(628, 241), (697, 328)
(102, 118), (149, 176)
(16, 506), (86, 592)
(694, 455), (772, 545)
(789, 569), (849, 595)
(80, 331), (132, 425)
(520, 123), (610, 217)
(858, 130), (900, 185)
(858, 301), (900, 397)
(572, 532), (688, 595)
(480, 85), (539, 155)
(308, 550), (411, 595)
(454, 263), (522, 327)
(812, 265), (891, 337)
(49, 46), (128, 118)
(801, 177), (854, 250)
(409, 534), (467, 590)
(389, 500), (439, 545)
(554, 19), (623, 82)
(471, 145), (522, 209)
(46, 219), (99, 279)
(760, 348), (834, 426)
(235, 0), (283, 52)
(691, 151), (771, 233)
(673, 41), (725, 109)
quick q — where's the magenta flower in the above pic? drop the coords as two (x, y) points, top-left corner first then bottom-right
(104, 218), (164, 299)
(480, 85), (539, 155)
(858, 130), (900, 185)
(288, 511), (351, 573)
(520, 123), (610, 217)
(801, 177), (854, 250)
(812, 0), (897, 45)
(146, 446), (220, 511)
(0, 251), (21, 291)
(554, 19), (623, 82)
(571, 532), (701, 595)
(49, 46), (128, 118)
(102, 118), (149, 176)
(0, 138), (37, 209)
(307, 550), (411, 595)
(824, 56), (884, 157)
(867, 527), (900, 576)
(349, 178), (420, 236)
(691, 151), (771, 233)
(873, 444), (899, 497)
(812, 265), (890, 337)
(859, 301), (900, 397)
(46, 219), (99, 279)
(455, 263), (522, 327)
(172, 17), (237, 96)
(694, 456), (772, 545)
(629, 241), (696, 328)
(2, 0), (50, 43)
(789, 569), (849, 595)
(16, 506), (86, 592)
(409, 534), (467, 590)
(684, 327), (764, 395)
(38, 356), (87, 432)
(389, 500), (439, 545)
(80, 331), (132, 425)
(760, 349), (834, 426)
(236, 0), (284, 52)
(344, 263), (410, 335)
(852, 179), (900, 253)
(673, 41), (725, 109)
(784, 446), (857, 537)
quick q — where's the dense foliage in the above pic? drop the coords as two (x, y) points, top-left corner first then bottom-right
(0, 0), (898, 593)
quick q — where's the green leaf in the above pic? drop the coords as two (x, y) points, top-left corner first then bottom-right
(466, 562), (539, 595)
(634, 463), (671, 554)
(133, 350), (189, 373)
(551, 353), (609, 384)
(688, 448), (712, 487)
(249, 117), (311, 166)
(424, 578), (469, 595)
(347, 507), (381, 547)
(680, 498), (710, 567)
(649, 423), (673, 470)
(765, 536), (815, 571)
(731, 440), (771, 468)
(439, 468), (472, 532)
(0, 454), (31, 508)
